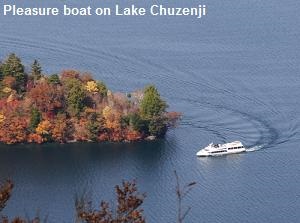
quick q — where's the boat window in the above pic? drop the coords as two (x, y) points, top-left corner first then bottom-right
(211, 150), (226, 154)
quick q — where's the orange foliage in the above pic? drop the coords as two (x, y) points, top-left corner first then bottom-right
(2, 76), (16, 89)
(36, 120), (51, 135)
(27, 133), (44, 144)
(0, 115), (28, 144)
(51, 116), (72, 143)
(73, 119), (90, 141)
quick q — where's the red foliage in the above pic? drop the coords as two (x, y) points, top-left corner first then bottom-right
(60, 70), (80, 80)
(28, 83), (64, 114)
(166, 111), (182, 128)
(124, 130), (142, 141)
(98, 132), (109, 142)
(0, 100), (21, 113)
(77, 180), (146, 223)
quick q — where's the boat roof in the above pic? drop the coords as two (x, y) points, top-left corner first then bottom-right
(211, 141), (243, 147)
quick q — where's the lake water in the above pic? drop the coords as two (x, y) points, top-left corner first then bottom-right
(0, 0), (300, 222)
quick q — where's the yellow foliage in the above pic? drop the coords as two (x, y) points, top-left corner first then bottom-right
(102, 106), (112, 120)
(86, 81), (99, 93)
(2, 87), (12, 93)
(0, 114), (5, 123)
(85, 108), (96, 114)
(102, 106), (121, 129)
(36, 120), (51, 135)
(6, 94), (15, 103)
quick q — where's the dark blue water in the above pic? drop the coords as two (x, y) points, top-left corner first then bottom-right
(1, 0), (300, 222)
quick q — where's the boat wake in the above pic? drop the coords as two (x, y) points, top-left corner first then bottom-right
(246, 145), (263, 152)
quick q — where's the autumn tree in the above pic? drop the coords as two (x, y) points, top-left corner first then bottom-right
(77, 180), (146, 223)
(0, 76), (17, 98)
(31, 59), (42, 81)
(51, 113), (73, 142)
(102, 106), (121, 130)
(60, 69), (80, 80)
(0, 180), (13, 212)
(0, 114), (28, 144)
(174, 171), (196, 223)
(36, 120), (51, 138)
(2, 76), (16, 90)
(29, 82), (65, 114)
(0, 54), (26, 93)
(86, 81), (99, 93)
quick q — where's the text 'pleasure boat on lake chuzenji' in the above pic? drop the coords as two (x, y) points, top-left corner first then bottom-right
(196, 141), (246, 157)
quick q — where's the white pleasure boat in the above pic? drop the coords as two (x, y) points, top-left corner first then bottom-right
(196, 141), (246, 157)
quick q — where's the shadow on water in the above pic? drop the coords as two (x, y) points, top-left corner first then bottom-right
(0, 140), (169, 180)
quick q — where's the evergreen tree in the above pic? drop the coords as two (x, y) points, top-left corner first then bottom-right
(31, 59), (42, 81)
(29, 108), (41, 131)
(97, 81), (108, 97)
(65, 78), (86, 116)
(87, 113), (101, 141)
(129, 113), (148, 133)
(48, 74), (60, 85)
(140, 85), (167, 119)
(0, 53), (26, 92)
(0, 65), (3, 81)
(148, 116), (168, 137)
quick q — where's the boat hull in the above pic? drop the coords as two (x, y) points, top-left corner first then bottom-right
(197, 149), (246, 157)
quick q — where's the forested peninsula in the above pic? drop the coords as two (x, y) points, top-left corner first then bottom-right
(0, 54), (180, 144)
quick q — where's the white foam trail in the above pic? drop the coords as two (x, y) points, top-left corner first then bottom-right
(246, 145), (263, 152)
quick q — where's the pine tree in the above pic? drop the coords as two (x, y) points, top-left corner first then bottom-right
(97, 81), (108, 97)
(0, 66), (3, 81)
(48, 74), (60, 85)
(140, 85), (167, 119)
(31, 59), (42, 81)
(29, 108), (41, 131)
(65, 78), (86, 116)
(0, 53), (26, 93)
